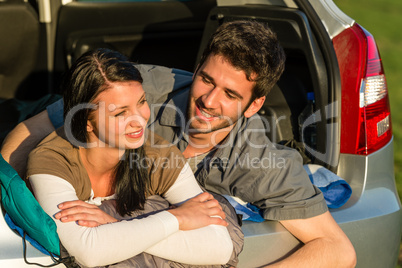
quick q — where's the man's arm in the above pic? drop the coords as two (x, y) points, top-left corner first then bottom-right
(267, 211), (356, 268)
(1, 110), (55, 177)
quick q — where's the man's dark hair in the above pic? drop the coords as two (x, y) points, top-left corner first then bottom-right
(197, 20), (286, 100)
(61, 48), (149, 216)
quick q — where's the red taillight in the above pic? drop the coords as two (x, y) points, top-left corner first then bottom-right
(333, 24), (392, 155)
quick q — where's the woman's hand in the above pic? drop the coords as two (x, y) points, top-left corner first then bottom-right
(168, 192), (228, 230)
(55, 200), (118, 227)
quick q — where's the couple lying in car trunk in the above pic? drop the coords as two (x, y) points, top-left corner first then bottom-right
(1, 20), (355, 268)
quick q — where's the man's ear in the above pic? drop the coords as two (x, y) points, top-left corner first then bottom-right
(244, 96), (266, 118)
(192, 64), (199, 80)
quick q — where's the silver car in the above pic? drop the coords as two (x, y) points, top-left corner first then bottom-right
(0, 0), (401, 267)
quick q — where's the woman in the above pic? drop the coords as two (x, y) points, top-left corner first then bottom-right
(26, 48), (234, 267)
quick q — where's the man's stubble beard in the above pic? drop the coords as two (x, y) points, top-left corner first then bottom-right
(186, 91), (246, 135)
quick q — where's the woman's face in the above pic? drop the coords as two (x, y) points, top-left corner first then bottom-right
(87, 81), (150, 150)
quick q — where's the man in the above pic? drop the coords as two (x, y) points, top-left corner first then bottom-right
(1, 20), (356, 267)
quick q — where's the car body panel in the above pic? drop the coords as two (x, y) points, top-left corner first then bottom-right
(1, 140), (399, 268)
(0, 207), (56, 267)
(217, 0), (355, 38)
(237, 139), (401, 267)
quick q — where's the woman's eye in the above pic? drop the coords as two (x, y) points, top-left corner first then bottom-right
(114, 111), (125, 117)
(139, 98), (147, 105)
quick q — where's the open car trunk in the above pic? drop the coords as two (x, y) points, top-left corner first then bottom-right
(50, 3), (341, 266)
(196, 5), (341, 172)
(0, 0), (339, 170)
(194, 5), (341, 266)
(49, 2), (340, 171)
(0, 1), (341, 266)
(2, 1), (402, 267)
(0, 1), (357, 267)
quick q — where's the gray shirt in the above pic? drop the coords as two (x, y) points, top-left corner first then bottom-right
(48, 64), (327, 221)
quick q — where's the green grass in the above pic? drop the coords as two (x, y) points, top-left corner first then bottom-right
(334, 0), (402, 266)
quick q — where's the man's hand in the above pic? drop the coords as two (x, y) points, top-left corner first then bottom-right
(168, 192), (228, 230)
(55, 200), (118, 227)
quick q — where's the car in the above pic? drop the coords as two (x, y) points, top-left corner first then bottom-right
(0, 0), (401, 267)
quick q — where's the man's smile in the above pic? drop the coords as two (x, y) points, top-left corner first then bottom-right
(195, 102), (219, 122)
